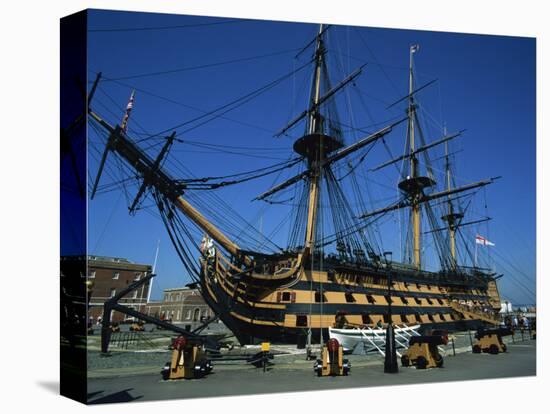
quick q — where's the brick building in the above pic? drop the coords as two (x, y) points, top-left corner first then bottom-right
(145, 287), (213, 324)
(87, 255), (152, 323)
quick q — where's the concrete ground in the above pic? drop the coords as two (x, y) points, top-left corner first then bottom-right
(87, 337), (536, 404)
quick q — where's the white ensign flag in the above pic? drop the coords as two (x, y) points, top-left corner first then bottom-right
(475, 234), (495, 246)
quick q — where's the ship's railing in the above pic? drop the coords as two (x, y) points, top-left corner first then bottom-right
(330, 259), (490, 289)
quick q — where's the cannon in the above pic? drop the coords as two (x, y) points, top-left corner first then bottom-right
(401, 333), (447, 369)
(161, 335), (213, 380)
(314, 338), (351, 377)
(472, 327), (513, 355)
(129, 321), (145, 332)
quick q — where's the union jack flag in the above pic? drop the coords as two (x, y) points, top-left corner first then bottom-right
(475, 234), (495, 246)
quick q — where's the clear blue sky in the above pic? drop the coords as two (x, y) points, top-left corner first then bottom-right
(85, 9), (536, 304)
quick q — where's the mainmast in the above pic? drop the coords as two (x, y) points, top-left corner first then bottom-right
(357, 47), (499, 272)
(398, 44), (435, 270)
(303, 24), (326, 255)
(308, 24), (324, 135)
(409, 45), (421, 269)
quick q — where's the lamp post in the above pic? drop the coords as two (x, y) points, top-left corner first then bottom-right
(383, 251), (398, 373)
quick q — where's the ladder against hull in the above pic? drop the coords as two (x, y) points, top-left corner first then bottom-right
(329, 324), (421, 353)
(449, 301), (500, 326)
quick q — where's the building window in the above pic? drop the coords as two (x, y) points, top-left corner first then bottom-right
(176, 310), (180, 320)
(113, 272), (120, 280)
(110, 288), (116, 298)
(89, 271), (96, 279)
(134, 272), (141, 281)
(186, 310), (191, 320)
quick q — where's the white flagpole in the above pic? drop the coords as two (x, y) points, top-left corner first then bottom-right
(474, 238), (478, 268)
(147, 239), (160, 303)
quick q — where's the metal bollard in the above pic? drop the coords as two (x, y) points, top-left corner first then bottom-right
(451, 337), (456, 356)
(261, 342), (270, 373)
(468, 330), (473, 347)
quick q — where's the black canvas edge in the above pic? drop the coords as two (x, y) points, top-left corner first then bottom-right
(60, 9), (88, 405)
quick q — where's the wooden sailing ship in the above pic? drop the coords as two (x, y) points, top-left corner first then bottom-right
(89, 23), (503, 346)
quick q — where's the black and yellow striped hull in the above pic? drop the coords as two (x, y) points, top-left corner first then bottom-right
(199, 254), (501, 345)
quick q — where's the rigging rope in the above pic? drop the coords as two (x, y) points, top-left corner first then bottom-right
(101, 48), (301, 81)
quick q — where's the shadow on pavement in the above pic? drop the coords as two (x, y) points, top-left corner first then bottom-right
(36, 380), (59, 395)
(87, 390), (103, 400)
(88, 388), (143, 404)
